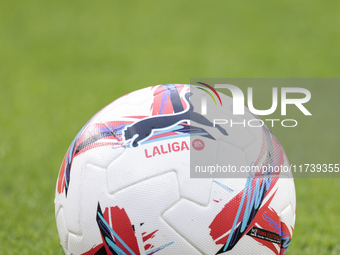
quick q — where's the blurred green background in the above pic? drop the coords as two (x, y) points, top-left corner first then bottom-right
(0, 0), (339, 254)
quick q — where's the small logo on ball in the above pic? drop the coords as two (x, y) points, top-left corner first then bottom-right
(192, 139), (205, 150)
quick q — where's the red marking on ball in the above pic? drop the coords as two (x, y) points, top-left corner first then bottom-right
(192, 139), (205, 150)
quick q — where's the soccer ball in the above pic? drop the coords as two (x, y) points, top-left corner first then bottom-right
(55, 84), (296, 255)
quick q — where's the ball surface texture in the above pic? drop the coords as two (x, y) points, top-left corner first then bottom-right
(55, 84), (296, 255)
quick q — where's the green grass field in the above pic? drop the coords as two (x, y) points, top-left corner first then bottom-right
(1, 0), (340, 254)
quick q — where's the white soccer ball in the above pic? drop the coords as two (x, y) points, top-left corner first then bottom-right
(55, 84), (296, 255)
